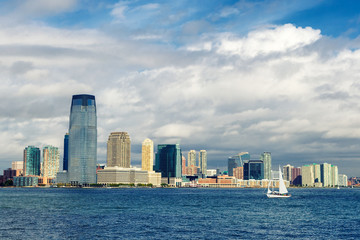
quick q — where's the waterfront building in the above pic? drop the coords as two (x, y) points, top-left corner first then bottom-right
(228, 152), (250, 176)
(331, 165), (338, 187)
(233, 167), (244, 180)
(283, 164), (293, 182)
(188, 150), (196, 166)
(243, 160), (264, 180)
(3, 168), (22, 182)
(141, 138), (154, 171)
(42, 145), (60, 179)
(97, 167), (161, 186)
(154, 144), (182, 185)
(338, 174), (348, 187)
(260, 152), (271, 180)
(206, 169), (217, 176)
(291, 167), (302, 185)
(271, 170), (280, 180)
(63, 133), (69, 171)
(301, 165), (314, 187)
(182, 155), (186, 175)
(313, 163), (321, 184)
(321, 163), (332, 187)
(13, 176), (39, 187)
(199, 150), (207, 175)
(68, 94), (97, 185)
(23, 146), (41, 176)
(107, 132), (131, 168)
(185, 165), (197, 175)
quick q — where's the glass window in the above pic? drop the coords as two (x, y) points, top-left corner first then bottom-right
(73, 99), (82, 105)
(88, 99), (94, 106)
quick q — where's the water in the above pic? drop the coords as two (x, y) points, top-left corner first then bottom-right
(0, 188), (359, 239)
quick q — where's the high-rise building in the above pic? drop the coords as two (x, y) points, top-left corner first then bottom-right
(291, 167), (301, 185)
(301, 165), (314, 186)
(338, 174), (348, 187)
(188, 150), (196, 166)
(182, 155), (186, 175)
(154, 144), (182, 184)
(141, 138), (153, 171)
(68, 94), (97, 184)
(243, 160), (264, 180)
(313, 163), (321, 183)
(107, 132), (131, 168)
(228, 152), (250, 176)
(233, 167), (244, 180)
(260, 152), (271, 180)
(42, 145), (60, 178)
(321, 163), (331, 187)
(63, 133), (69, 171)
(283, 164), (293, 182)
(331, 165), (338, 187)
(23, 146), (41, 176)
(199, 150), (207, 175)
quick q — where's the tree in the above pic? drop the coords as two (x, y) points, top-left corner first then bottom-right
(4, 180), (13, 186)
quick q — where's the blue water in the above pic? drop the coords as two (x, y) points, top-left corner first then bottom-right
(0, 188), (359, 239)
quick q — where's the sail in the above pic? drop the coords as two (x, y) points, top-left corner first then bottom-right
(278, 166), (288, 194)
(267, 180), (272, 194)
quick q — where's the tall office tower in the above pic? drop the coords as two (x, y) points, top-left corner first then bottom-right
(23, 146), (41, 176)
(320, 163), (331, 187)
(107, 132), (131, 168)
(154, 144), (182, 183)
(291, 167), (301, 185)
(188, 150), (196, 166)
(199, 150), (207, 175)
(68, 94), (97, 184)
(301, 165), (314, 187)
(42, 145), (60, 178)
(260, 152), (271, 180)
(312, 163), (321, 183)
(331, 165), (338, 187)
(243, 160), (264, 180)
(283, 164), (293, 182)
(141, 138), (153, 171)
(228, 152), (250, 176)
(182, 155), (186, 175)
(63, 133), (69, 171)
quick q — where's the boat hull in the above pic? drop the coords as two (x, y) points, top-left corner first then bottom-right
(267, 193), (291, 198)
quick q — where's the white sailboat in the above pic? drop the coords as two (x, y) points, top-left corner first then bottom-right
(267, 166), (291, 198)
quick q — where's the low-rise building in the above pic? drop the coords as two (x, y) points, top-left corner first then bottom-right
(13, 176), (39, 187)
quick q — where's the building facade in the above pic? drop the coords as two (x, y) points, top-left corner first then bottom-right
(188, 150), (196, 166)
(155, 144), (182, 184)
(68, 94), (97, 184)
(23, 146), (41, 176)
(260, 152), (271, 180)
(283, 164), (293, 182)
(141, 138), (154, 171)
(244, 160), (264, 180)
(107, 132), (131, 168)
(228, 152), (250, 176)
(42, 145), (60, 178)
(291, 167), (301, 185)
(63, 133), (69, 171)
(301, 165), (314, 187)
(199, 150), (207, 175)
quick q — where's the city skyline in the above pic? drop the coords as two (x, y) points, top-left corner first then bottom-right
(1, 1), (360, 176)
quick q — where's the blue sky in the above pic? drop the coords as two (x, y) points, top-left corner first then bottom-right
(1, 0), (360, 176)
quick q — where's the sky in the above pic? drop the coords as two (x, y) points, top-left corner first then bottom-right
(1, 0), (360, 176)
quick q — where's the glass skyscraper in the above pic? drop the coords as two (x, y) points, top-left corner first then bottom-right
(228, 152), (250, 176)
(68, 94), (97, 184)
(154, 144), (182, 182)
(260, 152), (271, 180)
(23, 146), (41, 176)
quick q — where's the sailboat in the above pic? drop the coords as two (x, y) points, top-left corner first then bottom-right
(267, 166), (291, 198)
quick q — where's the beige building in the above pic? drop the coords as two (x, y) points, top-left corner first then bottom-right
(331, 165), (338, 187)
(107, 132), (131, 168)
(199, 150), (207, 175)
(97, 167), (161, 186)
(302, 165), (314, 187)
(321, 163), (332, 187)
(141, 138), (154, 171)
(188, 150), (196, 166)
(313, 163), (321, 184)
(42, 146), (60, 178)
